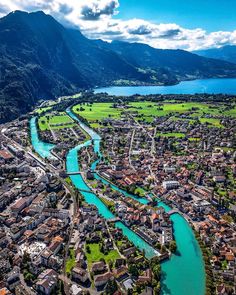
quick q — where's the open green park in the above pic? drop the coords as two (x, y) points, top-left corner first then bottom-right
(85, 243), (120, 268)
(72, 101), (236, 128)
(38, 113), (75, 131)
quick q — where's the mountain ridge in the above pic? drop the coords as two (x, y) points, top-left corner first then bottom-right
(1, 10), (236, 122)
(95, 40), (236, 80)
(193, 45), (236, 64)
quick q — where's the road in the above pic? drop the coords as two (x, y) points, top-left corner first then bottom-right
(149, 126), (157, 183)
(48, 123), (57, 141)
(151, 126), (157, 157)
(125, 112), (158, 183)
(71, 127), (79, 138)
(128, 129), (136, 171)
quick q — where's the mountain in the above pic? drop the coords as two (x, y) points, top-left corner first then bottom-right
(1, 11), (236, 123)
(194, 45), (236, 64)
(0, 10), (150, 122)
(96, 40), (236, 81)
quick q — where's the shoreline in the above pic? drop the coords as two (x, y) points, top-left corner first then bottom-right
(95, 76), (236, 89)
(94, 77), (236, 96)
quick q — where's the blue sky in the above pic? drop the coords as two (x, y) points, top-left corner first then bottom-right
(117, 0), (236, 32)
(0, 0), (236, 50)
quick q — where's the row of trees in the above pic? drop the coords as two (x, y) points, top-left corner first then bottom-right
(195, 231), (215, 295)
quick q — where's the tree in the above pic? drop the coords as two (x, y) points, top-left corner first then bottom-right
(150, 256), (160, 268)
(153, 282), (161, 295)
(128, 264), (139, 277)
(152, 264), (161, 281)
(169, 240), (177, 253)
(108, 260), (113, 271)
(24, 271), (34, 284)
(105, 279), (118, 294)
(22, 251), (31, 270)
(156, 243), (161, 250)
(86, 245), (91, 254)
(100, 243), (105, 253)
(161, 245), (167, 253)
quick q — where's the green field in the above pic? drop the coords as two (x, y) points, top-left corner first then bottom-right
(128, 101), (236, 118)
(199, 118), (223, 127)
(73, 103), (122, 121)
(36, 106), (52, 114)
(90, 123), (101, 129)
(38, 113), (75, 131)
(85, 243), (120, 268)
(134, 187), (147, 196)
(66, 248), (76, 274)
(99, 197), (115, 207)
(189, 137), (201, 141)
(73, 101), (236, 126)
(156, 132), (185, 138)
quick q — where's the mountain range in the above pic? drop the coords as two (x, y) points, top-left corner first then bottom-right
(1, 11), (236, 122)
(194, 45), (236, 65)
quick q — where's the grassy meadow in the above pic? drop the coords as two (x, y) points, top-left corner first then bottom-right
(73, 101), (236, 127)
(85, 243), (120, 268)
(38, 113), (75, 131)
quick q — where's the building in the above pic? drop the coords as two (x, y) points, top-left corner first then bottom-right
(0, 288), (12, 295)
(36, 269), (58, 295)
(0, 150), (14, 163)
(70, 284), (83, 295)
(94, 272), (113, 287)
(164, 165), (176, 173)
(91, 261), (106, 273)
(6, 268), (20, 291)
(162, 181), (180, 190)
(71, 267), (89, 283)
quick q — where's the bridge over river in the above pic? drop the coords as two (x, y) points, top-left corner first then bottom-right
(167, 209), (179, 216)
(67, 170), (98, 176)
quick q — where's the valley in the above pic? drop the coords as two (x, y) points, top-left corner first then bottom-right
(0, 91), (235, 294)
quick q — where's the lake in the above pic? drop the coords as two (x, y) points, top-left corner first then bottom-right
(95, 78), (236, 95)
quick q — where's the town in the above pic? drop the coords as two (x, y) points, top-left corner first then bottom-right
(0, 92), (235, 295)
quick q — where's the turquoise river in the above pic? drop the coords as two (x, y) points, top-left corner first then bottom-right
(30, 107), (205, 295)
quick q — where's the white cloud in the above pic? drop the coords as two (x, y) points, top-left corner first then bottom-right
(80, 0), (119, 20)
(0, 0), (236, 50)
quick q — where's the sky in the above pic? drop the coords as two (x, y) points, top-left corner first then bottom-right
(0, 0), (236, 51)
